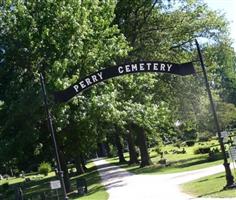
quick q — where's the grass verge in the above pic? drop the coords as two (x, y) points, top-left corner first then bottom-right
(181, 172), (236, 198)
(70, 161), (108, 200)
(107, 155), (223, 175)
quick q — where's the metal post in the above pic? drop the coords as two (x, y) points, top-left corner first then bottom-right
(39, 73), (69, 199)
(195, 39), (234, 188)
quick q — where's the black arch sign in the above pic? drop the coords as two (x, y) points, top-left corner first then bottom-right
(54, 61), (195, 103)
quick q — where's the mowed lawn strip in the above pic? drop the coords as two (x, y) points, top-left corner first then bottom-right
(107, 153), (223, 174)
(181, 172), (236, 198)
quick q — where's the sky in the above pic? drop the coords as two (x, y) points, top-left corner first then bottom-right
(205, 0), (236, 49)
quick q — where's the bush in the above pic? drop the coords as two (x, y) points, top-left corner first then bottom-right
(193, 146), (211, 154)
(198, 131), (212, 142)
(185, 140), (195, 147)
(208, 151), (222, 161)
(38, 162), (52, 176)
(198, 136), (210, 142)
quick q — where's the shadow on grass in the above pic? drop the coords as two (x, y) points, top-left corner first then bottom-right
(110, 155), (223, 175)
(197, 189), (223, 198)
(216, 175), (225, 179)
(174, 157), (210, 168)
(192, 173), (236, 198)
(198, 179), (208, 183)
(69, 185), (106, 199)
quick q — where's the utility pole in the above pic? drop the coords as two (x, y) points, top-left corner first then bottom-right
(39, 72), (69, 199)
(195, 39), (235, 188)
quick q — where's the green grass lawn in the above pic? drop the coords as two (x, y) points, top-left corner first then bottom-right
(107, 140), (224, 174)
(181, 172), (236, 198)
(107, 154), (223, 175)
(0, 161), (108, 200)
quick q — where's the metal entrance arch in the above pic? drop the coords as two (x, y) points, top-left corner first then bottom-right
(53, 61), (195, 103)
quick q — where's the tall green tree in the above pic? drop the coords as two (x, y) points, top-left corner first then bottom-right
(113, 0), (233, 167)
(0, 0), (129, 188)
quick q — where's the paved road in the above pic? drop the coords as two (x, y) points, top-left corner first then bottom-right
(93, 158), (236, 200)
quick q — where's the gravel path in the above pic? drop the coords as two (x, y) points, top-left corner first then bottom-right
(93, 158), (236, 200)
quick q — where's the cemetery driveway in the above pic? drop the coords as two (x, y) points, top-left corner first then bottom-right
(93, 158), (236, 200)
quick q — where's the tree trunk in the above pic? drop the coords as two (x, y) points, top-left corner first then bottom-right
(104, 142), (112, 157)
(115, 128), (127, 163)
(81, 155), (88, 171)
(97, 143), (107, 157)
(59, 150), (71, 193)
(74, 155), (85, 175)
(126, 130), (139, 165)
(136, 126), (151, 167)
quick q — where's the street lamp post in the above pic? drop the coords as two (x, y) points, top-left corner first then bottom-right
(195, 39), (235, 188)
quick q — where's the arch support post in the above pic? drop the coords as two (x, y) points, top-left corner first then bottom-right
(40, 73), (69, 199)
(195, 39), (235, 188)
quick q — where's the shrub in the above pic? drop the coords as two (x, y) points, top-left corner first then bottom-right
(198, 131), (212, 142)
(208, 151), (222, 161)
(193, 146), (211, 154)
(198, 136), (210, 142)
(38, 162), (52, 176)
(185, 140), (195, 147)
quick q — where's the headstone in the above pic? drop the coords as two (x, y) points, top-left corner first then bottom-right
(220, 131), (228, 138)
(233, 136), (236, 145)
(223, 136), (229, 143)
(221, 131), (229, 143)
(229, 146), (236, 160)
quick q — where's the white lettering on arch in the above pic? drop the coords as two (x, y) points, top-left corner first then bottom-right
(118, 66), (124, 74)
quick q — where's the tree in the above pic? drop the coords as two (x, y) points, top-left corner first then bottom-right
(112, 0), (233, 167)
(207, 41), (236, 105)
(0, 0), (129, 190)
